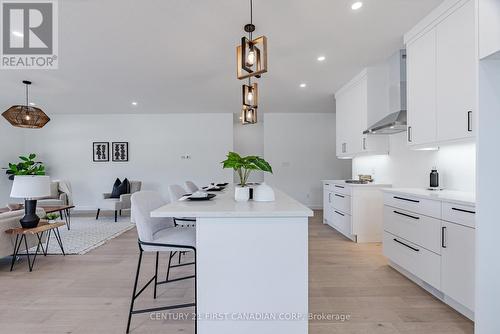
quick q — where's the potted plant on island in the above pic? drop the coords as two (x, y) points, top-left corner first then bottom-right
(221, 152), (273, 201)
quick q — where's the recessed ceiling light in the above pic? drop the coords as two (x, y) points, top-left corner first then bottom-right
(12, 31), (23, 38)
(317, 56), (326, 62)
(300, 83), (307, 88)
(131, 101), (138, 106)
(351, 2), (363, 10)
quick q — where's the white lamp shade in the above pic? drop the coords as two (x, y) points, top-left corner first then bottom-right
(10, 175), (51, 199)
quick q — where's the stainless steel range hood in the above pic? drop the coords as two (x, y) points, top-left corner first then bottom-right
(363, 50), (407, 135)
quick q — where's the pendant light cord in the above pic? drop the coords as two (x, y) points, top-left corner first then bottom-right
(249, 0), (253, 40)
(25, 83), (29, 107)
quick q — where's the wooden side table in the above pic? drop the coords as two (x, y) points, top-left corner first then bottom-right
(5, 220), (66, 272)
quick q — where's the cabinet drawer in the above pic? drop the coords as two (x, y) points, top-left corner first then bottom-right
(383, 232), (441, 289)
(384, 193), (441, 219)
(332, 193), (351, 214)
(384, 206), (441, 254)
(332, 184), (351, 196)
(331, 209), (352, 238)
(442, 202), (475, 228)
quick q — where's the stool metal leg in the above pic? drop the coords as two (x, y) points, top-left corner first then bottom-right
(53, 228), (66, 255)
(153, 251), (159, 299)
(10, 235), (21, 271)
(166, 251), (173, 281)
(126, 247), (143, 334)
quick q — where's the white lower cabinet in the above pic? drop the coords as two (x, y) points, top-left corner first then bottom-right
(441, 221), (475, 311)
(323, 181), (389, 243)
(383, 190), (475, 319)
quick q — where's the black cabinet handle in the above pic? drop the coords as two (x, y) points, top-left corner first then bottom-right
(408, 126), (412, 142)
(335, 185), (345, 189)
(393, 238), (420, 252)
(334, 210), (345, 217)
(452, 207), (475, 214)
(441, 226), (447, 248)
(393, 210), (420, 220)
(335, 194), (345, 198)
(393, 196), (420, 203)
(467, 111), (472, 132)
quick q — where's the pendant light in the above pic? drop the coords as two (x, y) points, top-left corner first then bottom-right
(2, 81), (50, 129)
(242, 79), (258, 107)
(236, 0), (268, 80)
(241, 106), (257, 125)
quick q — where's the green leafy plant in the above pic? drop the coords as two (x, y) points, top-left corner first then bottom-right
(6, 153), (45, 180)
(44, 213), (60, 221)
(221, 152), (273, 187)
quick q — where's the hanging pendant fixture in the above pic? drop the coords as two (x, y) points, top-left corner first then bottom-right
(236, 0), (268, 80)
(237, 0), (267, 125)
(2, 81), (50, 129)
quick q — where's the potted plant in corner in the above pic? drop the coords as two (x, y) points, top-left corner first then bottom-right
(221, 152), (273, 201)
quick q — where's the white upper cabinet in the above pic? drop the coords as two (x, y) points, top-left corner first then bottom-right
(479, 0), (500, 59)
(335, 69), (389, 158)
(405, 0), (476, 147)
(407, 28), (437, 146)
(436, 0), (476, 141)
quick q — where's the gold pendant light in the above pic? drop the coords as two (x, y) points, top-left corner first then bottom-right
(2, 81), (50, 129)
(237, 0), (267, 125)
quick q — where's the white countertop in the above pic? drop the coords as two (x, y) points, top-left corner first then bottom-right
(151, 185), (314, 218)
(323, 180), (392, 188)
(382, 188), (475, 206)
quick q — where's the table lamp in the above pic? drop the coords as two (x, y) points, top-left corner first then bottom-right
(10, 175), (50, 228)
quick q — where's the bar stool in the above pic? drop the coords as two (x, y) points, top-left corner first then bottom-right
(184, 181), (199, 193)
(127, 191), (196, 334)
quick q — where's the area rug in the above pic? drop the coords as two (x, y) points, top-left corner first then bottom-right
(30, 215), (135, 255)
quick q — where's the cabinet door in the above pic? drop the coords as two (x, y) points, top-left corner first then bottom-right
(441, 221), (475, 310)
(323, 189), (333, 224)
(407, 28), (437, 145)
(436, 0), (476, 141)
(346, 78), (366, 155)
(335, 92), (349, 157)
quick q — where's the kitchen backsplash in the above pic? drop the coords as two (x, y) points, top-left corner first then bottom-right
(352, 132), (476, 193)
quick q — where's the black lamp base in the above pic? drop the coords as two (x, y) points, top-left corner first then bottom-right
(20, 199), (40, 228)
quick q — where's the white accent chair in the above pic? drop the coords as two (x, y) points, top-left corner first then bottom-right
(96, 180), (142, 222)
(185, 181), (199, 193)
(127, 191), (196, 334)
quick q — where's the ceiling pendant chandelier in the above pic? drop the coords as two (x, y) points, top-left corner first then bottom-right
(2, 81), (50, 129)
(237, 0), (267, 125)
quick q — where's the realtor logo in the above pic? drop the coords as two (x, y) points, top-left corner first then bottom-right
(1, 0), (58, 69)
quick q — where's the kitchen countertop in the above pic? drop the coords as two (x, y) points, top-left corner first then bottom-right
(382, 188), (475, 206)
(323, 180), (392, 188)
(151, 185), (314, 218)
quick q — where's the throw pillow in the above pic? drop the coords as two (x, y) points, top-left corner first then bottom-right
(110, 178), (122, 198)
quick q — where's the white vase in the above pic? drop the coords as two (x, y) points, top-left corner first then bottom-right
(234, 186), (250, 202)
(253, 182), (275, 202)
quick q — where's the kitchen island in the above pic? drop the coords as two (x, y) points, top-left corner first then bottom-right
(151, 186), (313, 334)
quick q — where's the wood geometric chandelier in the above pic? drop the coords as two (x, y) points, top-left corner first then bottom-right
(2, 81), (50, 129)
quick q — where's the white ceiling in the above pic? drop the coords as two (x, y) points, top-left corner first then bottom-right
(0, 0), (443, 115)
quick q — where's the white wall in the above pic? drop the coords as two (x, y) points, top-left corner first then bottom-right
(233, 113), (264, 183)
(264, 113), (352, 208)
(352, 132), (476, 192)
(0, 122), (25, 205)
(23, 114), (233, 209)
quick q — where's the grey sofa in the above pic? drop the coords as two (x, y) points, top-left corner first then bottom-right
(0, 208), (46, 259)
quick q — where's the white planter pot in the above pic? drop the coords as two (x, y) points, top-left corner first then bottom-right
(234, 186), (250, 202)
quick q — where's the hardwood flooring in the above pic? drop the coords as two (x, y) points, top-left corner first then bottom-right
(0, 211), (473, 334)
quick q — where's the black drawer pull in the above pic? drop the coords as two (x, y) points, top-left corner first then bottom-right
(393, 238), (420, 252)
(335, 194), (345, 198)
(334, 185), (345, 189)
(393, 196), (420, 203)
(334, 210), (345, 217)
(467, 111), (472, 132)
(393, 210), (420, 220)
(452, 207), (475, 215)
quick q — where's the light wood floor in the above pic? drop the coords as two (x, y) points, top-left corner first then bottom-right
(0, 211), (473, 334)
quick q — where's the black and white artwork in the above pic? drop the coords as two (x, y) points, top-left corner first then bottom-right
(112, 142), (129, 162)
(93, 142), (109, 162)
